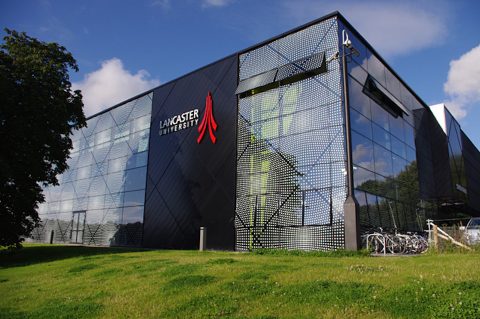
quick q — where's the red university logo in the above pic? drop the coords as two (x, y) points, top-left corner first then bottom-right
(197, 91), (217, 144)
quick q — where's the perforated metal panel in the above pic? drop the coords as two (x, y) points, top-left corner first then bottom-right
(235, 17), (347, 251)
(32, 94), (152, 246)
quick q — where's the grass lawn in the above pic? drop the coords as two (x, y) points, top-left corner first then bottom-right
(0, 244), (479, 319)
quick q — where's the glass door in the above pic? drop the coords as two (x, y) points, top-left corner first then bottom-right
(71, 211), (86, 244)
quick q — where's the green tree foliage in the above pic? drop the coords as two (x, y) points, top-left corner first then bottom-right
(0, 29), (86, 248)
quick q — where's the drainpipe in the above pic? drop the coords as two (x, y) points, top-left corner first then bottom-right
(341, 30), (360, 251)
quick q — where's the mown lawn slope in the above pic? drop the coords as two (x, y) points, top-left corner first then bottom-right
(0, 244), (479, 318)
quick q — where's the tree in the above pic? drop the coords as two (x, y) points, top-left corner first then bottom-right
(0, 29), (86, 248)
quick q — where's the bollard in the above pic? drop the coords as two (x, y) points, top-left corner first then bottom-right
(50, 230), (54, 244)
(199, 227), (207, 251)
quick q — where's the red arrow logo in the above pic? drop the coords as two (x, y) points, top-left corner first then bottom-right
(197, 91), (217, 144)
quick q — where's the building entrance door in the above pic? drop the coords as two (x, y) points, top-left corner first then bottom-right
(71, 211), (86, 244)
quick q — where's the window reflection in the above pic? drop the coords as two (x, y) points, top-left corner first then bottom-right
(372, 124), (391, 150)
(123, 190), (145, 207)
(406, 146), (416, 163)
(367, 51), (386, 86)
(385, 68), (401, 102)
(348, 60), (368, 85)
(353, 165), (375, 190)
(371, 101), (389, 130)
(391, 136), (406, 159)
(374, 144), (393, 177)
(349, 76), (371, 119)
(122, 206), (144, 224)
(124, 167), (147, 191)
(350, 108), (372, 139)
(392, 154), (407, 176)
(352, 131), (374, 170)
(389, 114), (405, 141)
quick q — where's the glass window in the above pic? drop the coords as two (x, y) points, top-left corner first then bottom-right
(400, 86), (414, 112)
(367, 51), (386, 87)
(349, 76), (371, 119)
(73, 197), (88, 211)
(133, 115), (150, 132)
(389, 114), (405, 141)
(352, 131), (374, 170)
(365, 193), (380, 227)
(91, 162), (108, 177)
(385, 68), (401, 102)
(104, 192), (124, 209)
(372, 124), (391, 150)
(108, 156), (127, 174)
(391, 136), (406, 159)
(77, 166), (91, 179)
(122, 206), (144, 224)
(374, 144), (393, 177)
(353, 165), (375, 191)
(106, 171), (124, 194)
(95, 128), (111, 146)
(124, 167), (147, 191)
(61, 183), (75, 200)
(129, 130), (150, 153)
(406, 146), (416, 163)
(348, 60), (368, 86)
(370, 101), (390, 131)
(60, 200), (73, 212)
(114, 122), (130, 142)
(123, 190), (145, 207)
(86, 135), (95, 150)
(89, 195), (104, 210)
(48, 201), (60, 213)
(392, 154), (408, 176)
(350, 108), (372, 139)
(404, 125), (415, 148)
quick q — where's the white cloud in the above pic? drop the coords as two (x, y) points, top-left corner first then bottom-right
(73, 58), (160, 117)
(202, 0), (233, 8)
(151, 0), (170, 9)
(443, 44), (480, 119)
(282, 0), (448, 57)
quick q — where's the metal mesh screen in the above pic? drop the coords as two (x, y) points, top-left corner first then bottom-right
(235, 17), (347, 251)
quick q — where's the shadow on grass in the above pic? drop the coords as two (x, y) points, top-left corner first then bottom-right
(0, 244), (144, 269)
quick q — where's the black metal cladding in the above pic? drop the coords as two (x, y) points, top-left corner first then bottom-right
(414, 108), (452, 202)
(235, 52), (327, 98)
(143, 55), (238, 250)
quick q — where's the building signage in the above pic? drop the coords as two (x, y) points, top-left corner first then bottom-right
(158, 91), (218, 144)
(159, 109), (199, 136)
(197, 91), (217, 144)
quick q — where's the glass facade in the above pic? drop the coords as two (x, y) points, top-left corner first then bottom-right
(31, 93), (153, 246)
(340, 22), (424, 232)
(235, 17), (347, 251)
(445, 110), (468, 201)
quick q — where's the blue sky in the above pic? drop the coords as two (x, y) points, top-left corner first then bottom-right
(1, 0), (480, 148)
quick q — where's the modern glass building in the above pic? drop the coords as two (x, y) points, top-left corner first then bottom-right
(30, 12), (480, 251)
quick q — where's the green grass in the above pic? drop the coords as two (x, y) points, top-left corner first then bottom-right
(1, 244), (479, 318)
